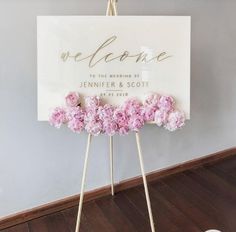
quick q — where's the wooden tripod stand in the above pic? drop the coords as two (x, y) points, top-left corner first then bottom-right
(74, 133), (155, 232)
(75, 1), (156, 231)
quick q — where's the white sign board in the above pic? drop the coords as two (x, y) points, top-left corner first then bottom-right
(37, 16), (191, 121)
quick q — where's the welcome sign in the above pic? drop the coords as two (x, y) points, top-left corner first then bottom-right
(37, 16), (191, 121)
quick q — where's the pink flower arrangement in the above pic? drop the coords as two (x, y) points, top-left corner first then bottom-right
(49, 92), (186, 135)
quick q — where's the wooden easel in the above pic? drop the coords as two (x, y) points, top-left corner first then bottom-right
(75, 1), (155, 231)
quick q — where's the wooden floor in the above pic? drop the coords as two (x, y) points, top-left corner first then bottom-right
(2, 154), (236, 232)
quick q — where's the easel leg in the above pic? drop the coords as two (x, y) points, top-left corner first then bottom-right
(109, 136), (115, 196)
(75, 134), (92, 232)
(135, 132), (156, 232)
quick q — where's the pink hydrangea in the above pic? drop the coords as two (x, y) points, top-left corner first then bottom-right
(85, 120), (103, 136)
(155, 110), (169, 127)
(141, 106), (156, 122)
(65, 92), (80, 107)
(85, 96), (101, 109)
(158, 95), (175, 113)
(84, 108), (97, 121)
(128, 114), (145, 131)
(114, 107), (128, 125)
(84, 108), (98, 123)
(144, 93), (159, 109)
(68, 119), (85, 133)
(122, 98), (142, 116)
(66, 107), (85, 133)
(66, 107), (84, 121)
(49, 107), (67, 128)
(164, 111), (185, 131)
(103, 120), (118, 136)
(118, 126), (130, 135)
(97, 104), (118, 136)
(114, 107), (130, 135)
(97, 104), (115, 121)
(84, 101), (104, 136)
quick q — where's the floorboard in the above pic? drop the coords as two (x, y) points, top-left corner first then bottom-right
(2, 154), (236, 232)
(2, 223), (29, 232)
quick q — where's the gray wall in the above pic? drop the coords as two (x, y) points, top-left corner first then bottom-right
(0, 0), (235, 218)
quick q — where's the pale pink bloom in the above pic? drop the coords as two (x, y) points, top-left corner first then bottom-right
(85, 96), (101, 109)
(144, 93), (159, 109)
(122, 98), (142, 116)
(84, 106), (103, 135)
(155, 110), (169, 127)
(66, 107), (84, 121)
(66, 107), (85, 133)
(84, 109), (98, 123)
(118, 126), (130, 136)
(98, 104), (118, 136)
(158, 95), (175, 113)
(49, 107), (67, 128)
(114, 107), (130, 135)
(164, 111), (185, 131)
(103, 120), (118, 136)
(114, 108), (128, 126)
(97, 104), (115, 121)
(68, 118), (85, 133)
(128, 114), (145, 131)
(85, 120), (103, 136)
(65, 92), (80, 107)
(141, 106), (156, 122)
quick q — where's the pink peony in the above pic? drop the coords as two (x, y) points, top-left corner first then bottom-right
(84, 108), (98, 123)
(114, 107), (130, 135)
(84, 99), (103, 136)
(118, 126), (130, 136)
(68, 118), (85, 133)
(164, 111), (185, 131)
(155, 110), (169, 127)
(103, 120), (118, 136)
(49, 107), (67, 128)
(85, 120), (103, 136)
(66, 107), (85, 133)
(128, 114), (145, 131)
(66, 107), (84, 121)
(97, 104), (118, 136)
(65, 92), (80, 107)
(122, 98), (142, 116)
(141, 106), (156, 122)
(114, 107), (128, 126)
(144, 93), (159, 109)
(85, 96), (101, 109)
(158, 95), (175, 113)
(97, 104), (115, 121)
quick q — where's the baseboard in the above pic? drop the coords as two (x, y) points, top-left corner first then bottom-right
(1, 147), (235, 230)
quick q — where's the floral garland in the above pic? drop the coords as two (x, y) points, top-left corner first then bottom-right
(49, 92), (186, 136)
